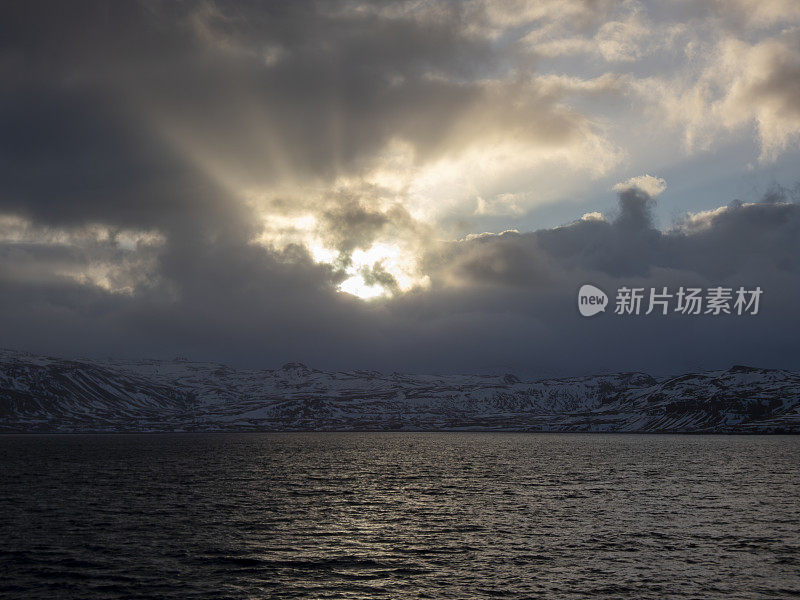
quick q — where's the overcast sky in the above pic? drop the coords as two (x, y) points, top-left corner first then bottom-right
(1, 0), (800, 376)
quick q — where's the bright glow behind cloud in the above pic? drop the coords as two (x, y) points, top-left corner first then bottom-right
(3, 0), (800, 307)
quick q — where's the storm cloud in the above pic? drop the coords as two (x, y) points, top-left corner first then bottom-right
(1, 1), (799, 376)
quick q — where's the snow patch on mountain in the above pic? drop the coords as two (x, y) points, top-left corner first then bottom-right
(0, 350), (797, 433)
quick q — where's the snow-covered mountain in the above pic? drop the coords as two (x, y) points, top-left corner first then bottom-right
(1, 350), (798, 433)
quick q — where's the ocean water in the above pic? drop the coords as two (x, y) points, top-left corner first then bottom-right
(1, 433), (799, 599)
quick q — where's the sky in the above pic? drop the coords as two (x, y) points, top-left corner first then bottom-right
(1, 0), (800, 376)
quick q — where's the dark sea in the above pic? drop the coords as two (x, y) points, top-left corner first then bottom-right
(1, 433), (799, 599)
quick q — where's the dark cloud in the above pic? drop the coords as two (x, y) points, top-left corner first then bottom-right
(0, 184), (798, 376)
(434, 186), (800, 288)
(384, 186), (800, 375)
(320, 193), (427, 264)
(321, 198), (394, 256)
(1, 1), (799, 376)
(0, 0), (600, 231)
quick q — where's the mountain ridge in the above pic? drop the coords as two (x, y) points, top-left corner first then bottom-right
(0, 349), (798, 433)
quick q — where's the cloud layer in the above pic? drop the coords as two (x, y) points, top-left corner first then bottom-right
(1, 1), (799, 374)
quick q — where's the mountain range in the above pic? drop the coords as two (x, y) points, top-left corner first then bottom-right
(1, 349), (798, 433)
